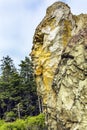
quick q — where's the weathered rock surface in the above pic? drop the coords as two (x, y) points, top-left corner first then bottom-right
(31, 2), (87, 130)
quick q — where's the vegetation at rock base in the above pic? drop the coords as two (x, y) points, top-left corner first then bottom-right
(0, 55), (39, 120)
(0, 113), (46, 130)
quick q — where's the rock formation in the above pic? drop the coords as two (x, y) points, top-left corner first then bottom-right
(31, 2), (87, 130)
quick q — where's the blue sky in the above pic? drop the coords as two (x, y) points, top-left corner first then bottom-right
(0, 0), (87, 68)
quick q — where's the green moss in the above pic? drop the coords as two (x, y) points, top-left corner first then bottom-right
(0, 114), (46, 130)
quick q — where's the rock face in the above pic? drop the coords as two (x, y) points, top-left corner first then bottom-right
(31, 2), (87, 130)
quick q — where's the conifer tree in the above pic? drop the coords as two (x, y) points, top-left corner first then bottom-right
(0, 56), (39, 120)
(19, 57), (39, 116)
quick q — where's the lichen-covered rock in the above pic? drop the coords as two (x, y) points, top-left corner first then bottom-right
(31, 2), (87, 130)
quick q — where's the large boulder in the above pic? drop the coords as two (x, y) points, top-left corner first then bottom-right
(31, 2), (87, 130)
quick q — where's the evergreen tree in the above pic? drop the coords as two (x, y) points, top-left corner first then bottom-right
(19, 57), (39, 116)
(0, 56), (21, 119)
(0, 56), (39, 120)
(0, 55), (16, 81)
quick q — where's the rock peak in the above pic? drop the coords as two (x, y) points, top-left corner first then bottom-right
(46, 1), (70, 14)
(31, 2), (87, 130)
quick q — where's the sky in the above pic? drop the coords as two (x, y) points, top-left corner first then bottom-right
(0, 0), (87, 68)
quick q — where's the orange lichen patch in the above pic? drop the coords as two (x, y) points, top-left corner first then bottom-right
(33, 44), (58, 88)
(39, 52), (51, 65)
(35, 66), (43, 76)
(34, 49), (51, 76)
(43, 76), (53, 90)
(42, 67), (54, 104)
(32, 44), (51, 62)
(31, 45), (43, 57)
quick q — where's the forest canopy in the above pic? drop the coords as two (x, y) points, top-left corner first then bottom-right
(0, 55), (39, 121)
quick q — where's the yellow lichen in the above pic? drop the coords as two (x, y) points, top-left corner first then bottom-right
(31, 4), (73, 106)
(62, 20), (72, 47)
(35, 66), (43, 76)
(32, 42), (56, 104)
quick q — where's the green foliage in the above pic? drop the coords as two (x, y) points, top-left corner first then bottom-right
(4, 111), (16, 122)
(25, 113), (45, 130)
(0, 56), (39, 119)
(18, 57), (39, 116)
(0, 120), (4, 127)
(0, 114), (46, 130)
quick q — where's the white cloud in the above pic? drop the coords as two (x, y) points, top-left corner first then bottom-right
(66, 0), (87, 14)
(0, 0), (87, 68)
